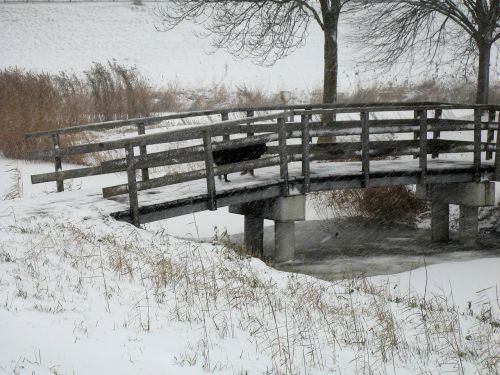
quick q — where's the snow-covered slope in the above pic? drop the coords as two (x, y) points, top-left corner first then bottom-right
(1, 157), (499, 374)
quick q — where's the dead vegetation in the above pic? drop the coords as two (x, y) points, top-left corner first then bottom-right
(311, 186), (429, 226)
(3, 214), (499, 374)
(0, 63), (152, 160)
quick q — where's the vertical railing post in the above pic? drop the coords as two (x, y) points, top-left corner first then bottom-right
(277, 116), (289, 196)
(473, 108), (482, 182)
(495, 110), (500, 181)
(202, 130), (217, 210)
(301, 114), (310, 194)
(360, 111), (370, 187)
(413, 110), (420, 159)
(246, 110), (255, 137)
(51, 133), (64, 192)
(486, 109), (496, 160)
(125, 143), (140, 227)
(246, 109), (255, 176)
(221, 111), (230, 142)
(432, 108), (442, 159)
(137, 122), (149, 182)
(418, 110), (428, 183)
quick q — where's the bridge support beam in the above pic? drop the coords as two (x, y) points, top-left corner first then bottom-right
(244, 216), (264, 257)
(459, 206), (478, 247)
(230, 195), (306, 262)
(275, 221), (296, 263)
(431, 201), (450, 242)
(417, 182), (495, 245)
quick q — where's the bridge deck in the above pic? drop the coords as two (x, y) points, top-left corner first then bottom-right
(110, 158), (494, 224)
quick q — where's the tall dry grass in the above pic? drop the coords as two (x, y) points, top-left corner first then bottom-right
(0, 63), (152, 160)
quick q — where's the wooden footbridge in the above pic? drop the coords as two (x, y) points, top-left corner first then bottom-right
(27, 102), (500, 261)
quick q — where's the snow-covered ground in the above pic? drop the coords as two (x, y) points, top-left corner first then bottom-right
(1, 156), (499, 374)
(2, 2), (499, 94)
(2, 2), (500, 373)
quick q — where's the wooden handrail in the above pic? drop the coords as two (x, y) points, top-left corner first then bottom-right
(27, 101), (497, 139)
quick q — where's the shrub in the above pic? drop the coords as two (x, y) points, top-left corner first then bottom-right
(311, 186), (428, 226)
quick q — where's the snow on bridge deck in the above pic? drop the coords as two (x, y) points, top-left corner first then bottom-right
(109, 158), (495, 224)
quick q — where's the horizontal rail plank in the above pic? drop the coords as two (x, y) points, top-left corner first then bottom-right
(25, 102), (456, 138)
(102, 156), (283, 198)
(29, 111), (292, 159)
(25, 102), (500, 139)
(32, 139), (494, 184)
(29, 118), (498, 160)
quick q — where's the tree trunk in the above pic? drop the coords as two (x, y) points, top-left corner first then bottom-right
(322, 20), (339, 104)
(476, 42), (491, 104)
(318, 13), (339, 144)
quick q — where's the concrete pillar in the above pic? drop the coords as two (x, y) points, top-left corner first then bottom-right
(244, 215), (264, 257)
(274, 220), (295, 263)
(431, 201), (449, 242)
(459, 205), (478, 246)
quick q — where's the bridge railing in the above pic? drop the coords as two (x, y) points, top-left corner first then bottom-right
(26, 103), (500, 225)
(27, 102), (497, 188)
(28, 101), (437, 191)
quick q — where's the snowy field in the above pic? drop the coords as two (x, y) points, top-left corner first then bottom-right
(1, 2), (500, 94)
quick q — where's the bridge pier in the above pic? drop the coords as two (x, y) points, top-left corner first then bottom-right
(244, 216), (264, 257)
(274, 220), (296, 263)
(459, 206), (479, 246)
(417, 182), (495, 245)
(230, 195), (306, 262)
(431, 201), (450, 242)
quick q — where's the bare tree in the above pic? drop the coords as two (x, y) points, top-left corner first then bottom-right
(354, 0), (500, 104)
(156, 0), (355, 105)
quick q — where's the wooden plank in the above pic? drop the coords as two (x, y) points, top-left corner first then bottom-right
(33, 139), (482, 185)
(419, 110), (428, 182)
(112, 162), (496, 224)
(30, 118), (494, 160)
(222, 111), (230, 142)
(486, 110), (496, 160)
(246, 109), (255, 137)
(101, 132), (276, 169)
(20, 102), (443, 138)
(413, 110), (420, 159)
(474, 108), (482, 182)
(301, 114), (311, 194)
(137, 122), (149, 181)
(360, 111), (370, 187)
(125, 144), (140, 227)
(32, 165), (117, 184)
(29, 111), (293, 159)
(293, 104), (500, 116)
(51, 133), (64, 192)
(432, 109), (442, 158)
(496, 114), (500, 181)
(274, 139), (487, 161)
(112, 183), (284, 224)
(25, 103), (500, 139)
(277, 116), (289, 195)
(103, 155), (281, 198)
(203, 130), (217, 210)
